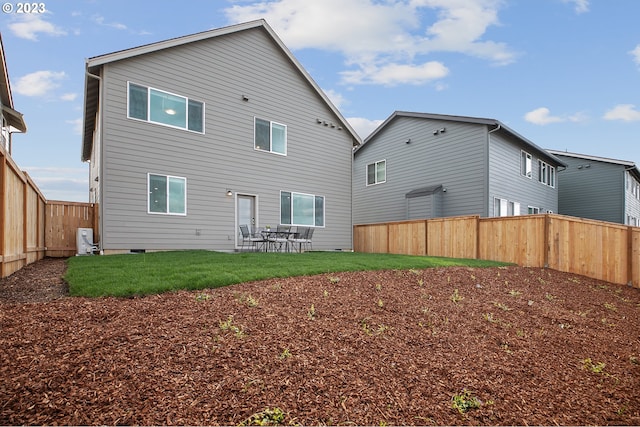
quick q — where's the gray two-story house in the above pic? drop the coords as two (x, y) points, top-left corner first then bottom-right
(353, 111), (565, 224)
(82, 20), (360, 253)
(547, 150), (640, 225)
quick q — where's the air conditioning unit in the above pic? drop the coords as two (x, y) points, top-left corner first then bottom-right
(76, 228), (96, 255)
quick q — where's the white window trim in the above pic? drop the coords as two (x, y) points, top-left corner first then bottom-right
(254, 117), (287, 156)
(521, 150), (532, 179)
(537, 159), (556, 188)
(493, 197), (521, 217)
(366, 159), (386, 186)
(127, 82), (205, 134)
(280, 190), (325, 228)
(147, 173), (187, 216)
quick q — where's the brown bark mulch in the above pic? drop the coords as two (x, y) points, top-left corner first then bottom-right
(1, 257), (639, 425)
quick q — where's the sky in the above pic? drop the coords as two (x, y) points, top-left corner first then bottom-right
(1, 0), (639, 202)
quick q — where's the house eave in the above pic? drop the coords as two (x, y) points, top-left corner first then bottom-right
(2, 105), (27, 133)
(548, 149), (640, 180)
(355, 110), (566, 167)
(81, 19), (361, 161)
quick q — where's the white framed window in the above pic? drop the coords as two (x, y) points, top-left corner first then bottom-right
(511, 201), (521, 216)
(148, 173), (187, 215)
(128, 82), (204, 133)
(280, 191), (324, 227)
(255, 118), (287, 155)
(528, 206), (540, 214)
(538, 160), (555, 187)
(494, 198), (521, 217)
(366, 160), (386, 185)
(521, 151), (532, 178)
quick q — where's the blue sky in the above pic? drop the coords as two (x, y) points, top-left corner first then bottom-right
(2, 0), (639, 202)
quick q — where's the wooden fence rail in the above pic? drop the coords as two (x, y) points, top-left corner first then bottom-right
(1, 145), (97, 278)
(354, 214), (640, 288)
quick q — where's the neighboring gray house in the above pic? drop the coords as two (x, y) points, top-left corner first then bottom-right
(82, 20), (360, 253)
(547, 150), (640, 225)
(353, 111), (565, 224)
(0, 34), (27, 154)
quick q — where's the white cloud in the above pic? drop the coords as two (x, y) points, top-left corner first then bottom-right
(225, 0), (514, 86)
(14, 71), (67, 97)
(323, 89), (348, 109)
(61, 93), (78, 102)
(22, 167), (88, 202)
(341, 61), (449, 86)
(630, 45), (640, 67)
(8, 14), (66, 41)
(67, 118), (83, 135)
(525, 108), (563, 125)
(603, 104), (640, 122)
(524, 107), (586, 125)
(92, 15), (128, 30)
(562, 0), (589, 14)
(347, 117), (384, 139)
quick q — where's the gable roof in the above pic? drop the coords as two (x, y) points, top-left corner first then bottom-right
(0, 34), (26, 133)
(82, 19), (360, 161)
(355, 111), (565, 166)
(547, 149), (640, 181)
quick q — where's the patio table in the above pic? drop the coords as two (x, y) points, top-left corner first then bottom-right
(260, 229), (296, 252)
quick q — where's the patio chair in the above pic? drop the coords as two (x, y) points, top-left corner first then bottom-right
(271, 225), (292, 252)
(239, 224), (264, 252)
(288, 226), (310, 253)
(303, 227), (314, 251)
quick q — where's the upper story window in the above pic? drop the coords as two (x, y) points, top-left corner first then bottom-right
(628, 173), (640, 200)
(128, 82), (204, 133)
(255, 117), (287, 155)
(148, 173), (187, 215)
(280, 191), (324, 227)
(367, 160), (386, 185)
(521, 151), (532, 178)
(538, 160), (555, 187)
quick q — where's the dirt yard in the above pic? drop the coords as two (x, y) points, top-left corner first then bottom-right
(1, 257), (639, 425)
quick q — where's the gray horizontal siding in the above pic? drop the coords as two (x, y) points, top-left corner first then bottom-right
(99, 28), (353, 251)
(554, 155), (624, 223)
(488, 132), (558, 215)
(625, 171), (640, 224)
(353, 117), (487, 224)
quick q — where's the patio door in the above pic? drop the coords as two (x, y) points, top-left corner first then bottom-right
(237, 195), (257, 247)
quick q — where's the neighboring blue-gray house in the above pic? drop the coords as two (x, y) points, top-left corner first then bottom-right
(353, 111), (565, 224)
(82, 20), (360, 253)
(0, 34), (27, 154)
(547, 150), (640, 226)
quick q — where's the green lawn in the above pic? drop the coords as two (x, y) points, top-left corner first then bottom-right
(65, 250), (508, 298)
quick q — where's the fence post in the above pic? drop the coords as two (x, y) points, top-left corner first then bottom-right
(544, 214), (550, 268)
(424, 219), (429, 257)
(627, 225), (634, 286)
(475, 215), (480, 260)
(0, 150), (5, 277)
(22, 176), (28, 265)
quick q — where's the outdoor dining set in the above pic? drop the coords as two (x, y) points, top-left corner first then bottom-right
(239, 224), (315, 252)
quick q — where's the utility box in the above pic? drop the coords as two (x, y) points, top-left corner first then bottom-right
(76, 228), (95, 255)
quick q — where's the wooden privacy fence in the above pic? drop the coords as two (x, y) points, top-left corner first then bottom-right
(1, 145), (98, 278)
(354, 214), (640, 288)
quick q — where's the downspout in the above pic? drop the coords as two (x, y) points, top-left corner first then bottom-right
(85, 69), (103, 254)
(486, 124), (501, 217)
